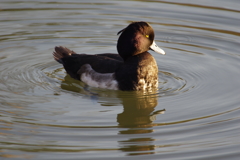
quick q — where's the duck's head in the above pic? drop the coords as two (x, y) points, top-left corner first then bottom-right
(117, 21), (165, 61)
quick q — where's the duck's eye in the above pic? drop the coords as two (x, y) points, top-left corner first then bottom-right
(145, 35), (149, 38)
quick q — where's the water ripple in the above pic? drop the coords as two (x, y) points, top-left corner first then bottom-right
(0, 0), (240, 160)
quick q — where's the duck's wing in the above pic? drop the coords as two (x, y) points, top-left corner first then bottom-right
(53, 46), (123, 80)
(77, 64), (118, 90)
(95, 53), (123, 62)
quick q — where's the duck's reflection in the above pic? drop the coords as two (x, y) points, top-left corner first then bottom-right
(60, 75), (165, 155)
(117, 91), (165, 129)
(119, 138), (156, 155)
(60, 75), (165, 127)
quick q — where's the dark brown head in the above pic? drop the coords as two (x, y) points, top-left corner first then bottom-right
(117, 22), (165, 61)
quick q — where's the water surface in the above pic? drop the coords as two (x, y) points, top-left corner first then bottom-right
(0, 0), (240, 159)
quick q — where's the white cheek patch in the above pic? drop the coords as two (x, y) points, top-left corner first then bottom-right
(79, 64), (118, 90)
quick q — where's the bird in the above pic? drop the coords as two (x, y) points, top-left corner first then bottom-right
(53, 21), (165, 91)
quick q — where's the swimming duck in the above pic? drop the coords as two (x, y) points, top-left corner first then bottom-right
(53, 21), (165, 91)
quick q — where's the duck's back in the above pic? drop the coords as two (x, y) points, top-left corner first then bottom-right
(53, 46), (123, 80)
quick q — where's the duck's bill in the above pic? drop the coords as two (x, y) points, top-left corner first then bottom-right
(150, 41), (165, 55)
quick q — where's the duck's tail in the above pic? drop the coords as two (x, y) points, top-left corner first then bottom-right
(53, 46), (76, 64)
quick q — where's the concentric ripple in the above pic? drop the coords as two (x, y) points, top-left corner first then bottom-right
(0, 0), (240, 160)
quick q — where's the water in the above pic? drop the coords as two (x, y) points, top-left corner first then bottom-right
(0, 0), (240, 159)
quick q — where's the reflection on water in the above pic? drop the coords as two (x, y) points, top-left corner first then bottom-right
(119, 138), (156, 156)
(61, 75), (166, 129)
(1, 0), (240, 159)
(117, 93), (165, 128)
(60, 75), (167, 155)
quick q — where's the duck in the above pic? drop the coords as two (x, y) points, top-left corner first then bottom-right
(53, 21), (165, 91)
